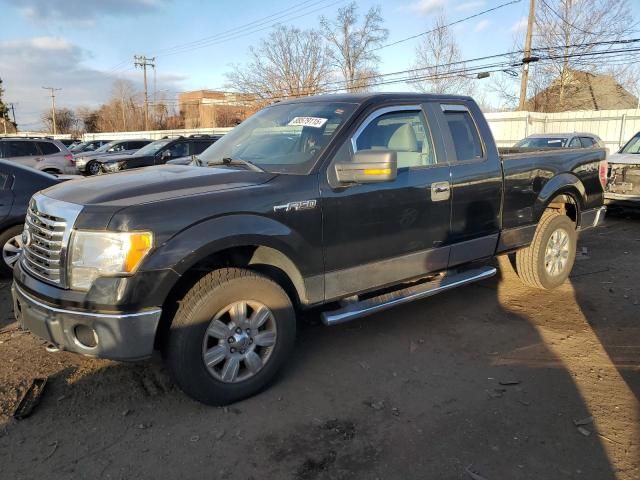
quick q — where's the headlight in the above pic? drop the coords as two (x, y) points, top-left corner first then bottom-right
(69, 230), (153, 291)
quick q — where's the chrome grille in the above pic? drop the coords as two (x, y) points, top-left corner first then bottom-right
(20, 193), (83, 288)
(22, 206), (66, 285)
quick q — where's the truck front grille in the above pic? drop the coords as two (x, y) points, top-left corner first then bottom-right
(20, 194), (83, 288)
(22, 207), (66, 285)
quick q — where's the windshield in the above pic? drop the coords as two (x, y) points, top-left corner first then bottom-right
(515, 137), (568, 148)
(94, 141), (119, 153)
(621, 133), (640, 154)
(136, 139), (171, 156)
(198, 101), (357, 174)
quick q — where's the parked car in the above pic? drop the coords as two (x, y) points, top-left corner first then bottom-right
(99, 135), (217, 173)
(70, 139), (114, 154)
(0, 161), (72, 274)
(58, 139), (80, 148)
(514, 133), (605, 149)
(605, 131), (640, 206)
(0, 136), (76, 174)
(166, 136), (223, 166)
(75, 139), (152, 175)
(12, 93), (607, 405)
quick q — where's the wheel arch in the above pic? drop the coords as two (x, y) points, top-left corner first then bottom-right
(534, 173), (586, 226)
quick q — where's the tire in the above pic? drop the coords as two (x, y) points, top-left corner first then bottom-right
(86, 161), (100, 176)
(0, 225), (24, 276)
(164, 268), (296, 405)
(515, 210), (577, 289)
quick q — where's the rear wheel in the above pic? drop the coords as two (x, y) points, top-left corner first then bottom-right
(164, 268), (296, 405)
(0, 225), (24, 275)
(86, 161), (101, 176)
(515, 210), (577, 289)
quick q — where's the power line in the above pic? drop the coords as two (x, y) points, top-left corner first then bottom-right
(369, 0), (522, 53)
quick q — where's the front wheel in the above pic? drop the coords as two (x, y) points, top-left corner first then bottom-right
(164, 268), (296, 405)
(0, 225), (24, 275)
(515, 210), (577, 289)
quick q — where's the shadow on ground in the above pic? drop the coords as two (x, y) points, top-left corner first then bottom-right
(0, 217), (638, 479)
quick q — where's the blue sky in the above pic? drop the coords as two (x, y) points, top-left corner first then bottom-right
(0, 0), (638, 129)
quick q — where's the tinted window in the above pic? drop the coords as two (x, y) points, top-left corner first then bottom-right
(568, 137), (582, 148)
(37, 141), (61, 155)
(443, 110), (483, 161)
(7, 141), (39, 157)
(515, 137), (568, 148)
(165, 142), (188, 158)
(191, 141), (213, 155)
(129, 141), (149, 149)
(355, 110), (435, 168)
(580, 137), (596, 148)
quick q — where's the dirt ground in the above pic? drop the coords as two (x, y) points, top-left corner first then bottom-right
(0, 212), (638, 480)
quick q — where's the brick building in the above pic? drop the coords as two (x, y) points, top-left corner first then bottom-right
(179, 90), (257, 128)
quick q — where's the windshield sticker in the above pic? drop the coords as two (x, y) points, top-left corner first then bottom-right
(288, 117), (328, 128)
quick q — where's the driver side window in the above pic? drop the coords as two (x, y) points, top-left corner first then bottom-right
(165, 142), (188, 158)
(354, 110), (435, 168)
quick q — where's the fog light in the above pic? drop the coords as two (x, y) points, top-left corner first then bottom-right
(74, 324), (98, 349)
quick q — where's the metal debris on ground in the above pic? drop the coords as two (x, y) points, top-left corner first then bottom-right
(13, 377), (47, 420)
(365, 400), (385, 410)
(573, 416), (593, 426)
(465, 465), (489, 480)
(577, 426), (591, 436)
(498, 380), (521, 386)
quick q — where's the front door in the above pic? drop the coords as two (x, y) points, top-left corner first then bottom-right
(320, 105), (452, 300)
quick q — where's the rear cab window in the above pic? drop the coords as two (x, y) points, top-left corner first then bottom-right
(441, 104), (483, 161)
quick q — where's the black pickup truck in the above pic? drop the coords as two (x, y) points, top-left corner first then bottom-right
(12, 94), (607, 405)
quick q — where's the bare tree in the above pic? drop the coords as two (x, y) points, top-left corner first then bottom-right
(410, 12), (476, 95)
(226, 25), (333, 102)
(320, 2), (388, 92)
(42, 108), (78, 134)
(534, 0), (635, 109)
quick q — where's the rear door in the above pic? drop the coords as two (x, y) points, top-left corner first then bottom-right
(434, 102), (502, 267)
(4, 140), (41, 168)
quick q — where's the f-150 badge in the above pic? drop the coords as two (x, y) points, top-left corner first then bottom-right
(273, 200), (317, 213)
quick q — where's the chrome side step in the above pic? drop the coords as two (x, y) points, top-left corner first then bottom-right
(321, 266), (497, 326)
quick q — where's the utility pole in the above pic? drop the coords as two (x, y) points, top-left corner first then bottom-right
(518, 0), (536, 111)
(8, 103), (16, 125)
(134, 55), (155, 130)
(42, 86), (62, 134)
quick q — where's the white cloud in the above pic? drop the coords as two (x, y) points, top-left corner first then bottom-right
(0, 0), (169, 22)
(474, 19), (491, 32)
(511, 17), (528, 33)
(455, 1), (486, 12)
(405, 0), (448, 15)
(0, 36), (185, 129)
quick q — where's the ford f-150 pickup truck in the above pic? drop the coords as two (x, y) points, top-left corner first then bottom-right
(12, 94), (607, 405)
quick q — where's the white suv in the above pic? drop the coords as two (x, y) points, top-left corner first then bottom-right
(0, 137), (76, 174)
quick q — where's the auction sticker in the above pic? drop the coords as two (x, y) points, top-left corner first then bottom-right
(288, 116), (328, 128)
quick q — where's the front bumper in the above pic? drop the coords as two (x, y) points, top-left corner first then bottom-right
(12, 283), (162, 361)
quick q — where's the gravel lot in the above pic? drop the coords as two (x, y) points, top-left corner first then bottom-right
(0, 213), (638, 480)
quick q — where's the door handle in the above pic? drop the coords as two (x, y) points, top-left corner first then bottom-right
(431, 181), (451, 201)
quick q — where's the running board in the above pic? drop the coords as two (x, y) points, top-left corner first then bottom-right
(321, 266), (497, 326)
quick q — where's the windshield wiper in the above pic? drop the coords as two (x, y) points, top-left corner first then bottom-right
(207, 157), (265, 172)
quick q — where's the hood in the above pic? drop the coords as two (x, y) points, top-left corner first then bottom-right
(608, 153), (640, 165)
(42, 164), (276, 208)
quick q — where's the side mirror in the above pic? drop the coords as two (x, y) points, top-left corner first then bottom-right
(161, 150), (171, 159)
(335, 150), (397, 184)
